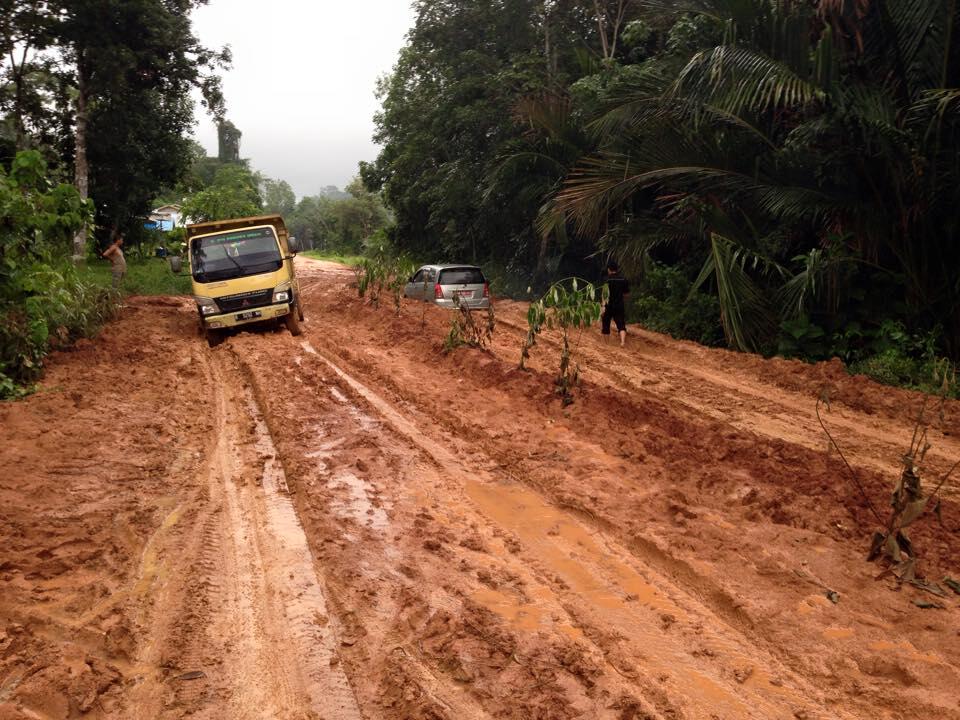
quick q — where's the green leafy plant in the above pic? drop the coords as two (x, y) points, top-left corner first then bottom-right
(444, 295), (495, 353)
(356, 254), (414, 314)
(0, 151), (104, 399)
(520, 278), (607, 406)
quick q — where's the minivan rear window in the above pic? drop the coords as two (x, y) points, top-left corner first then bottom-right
(439, 268), (485, 285)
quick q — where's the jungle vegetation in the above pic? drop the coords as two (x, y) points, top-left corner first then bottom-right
(365, 0), (960, 388)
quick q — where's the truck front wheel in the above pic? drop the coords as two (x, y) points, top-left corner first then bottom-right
(204, 327), (223, 347)
(285, 309), (302, 336)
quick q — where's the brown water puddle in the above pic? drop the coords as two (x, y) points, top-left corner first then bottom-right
(822, 627), (855, 640)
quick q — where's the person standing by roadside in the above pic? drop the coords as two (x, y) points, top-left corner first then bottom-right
(102, 234), (126, 289)
(601, 259), (630, 347)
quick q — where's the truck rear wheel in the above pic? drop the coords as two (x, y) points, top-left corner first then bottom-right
(284, 309), (302, 336)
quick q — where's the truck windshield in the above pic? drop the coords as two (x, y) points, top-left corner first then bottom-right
(191, 227), (282, 282)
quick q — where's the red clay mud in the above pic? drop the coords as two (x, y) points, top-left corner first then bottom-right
(1, 258), (958, 719)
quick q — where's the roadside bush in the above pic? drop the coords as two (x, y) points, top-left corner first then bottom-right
(0, 150), (101, 399)
(777, 313), (958, 397)
(848, 322), (957, 397)
(0, 261), (118, 398)
(628, 262), (724, 346)
(444, 296), (495, 352)
(355, 248), (415, 313)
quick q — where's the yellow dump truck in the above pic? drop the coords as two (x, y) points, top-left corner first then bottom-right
(170, 214), (304, 345)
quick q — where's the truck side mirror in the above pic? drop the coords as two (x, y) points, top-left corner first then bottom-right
(169, 256), (182, 274)
(288, 236), (300, 254)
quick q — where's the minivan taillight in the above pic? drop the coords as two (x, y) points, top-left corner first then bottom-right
(434, 283), (443, 299)
(483, 282), (490, 298)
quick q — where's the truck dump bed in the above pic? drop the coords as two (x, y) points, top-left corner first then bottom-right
(186, 214), (293, 255)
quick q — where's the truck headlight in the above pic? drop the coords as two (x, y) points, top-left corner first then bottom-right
(196, 297), (217, 315)
(273, 282), (292, 303)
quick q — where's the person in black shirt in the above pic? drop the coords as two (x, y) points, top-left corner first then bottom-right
(601, 259), (630, 347)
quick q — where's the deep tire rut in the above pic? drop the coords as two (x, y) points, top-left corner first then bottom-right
(122, 347), (363, 719)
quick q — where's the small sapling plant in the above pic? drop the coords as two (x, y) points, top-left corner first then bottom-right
(818, 359), (959, 594)
(444, 294), (495, 352)
(357, 255), (414, 315)
(520, 278), (608, 406)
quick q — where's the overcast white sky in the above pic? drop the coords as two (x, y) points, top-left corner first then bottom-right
(190, 0), (415, 199)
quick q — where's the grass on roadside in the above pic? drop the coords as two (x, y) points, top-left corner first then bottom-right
(78, 257), (191, 295)
(302, 249), (364, 267)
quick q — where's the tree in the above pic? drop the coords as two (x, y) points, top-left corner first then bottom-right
(181, 163), (262, 223)
(553, 0), (960, 355)
(364, 0), (547, 262)
(217, 119), (241, 163)
(46, 0), (229, 255)
(286, 178), (390, 253)
(261, 177), (296, 216)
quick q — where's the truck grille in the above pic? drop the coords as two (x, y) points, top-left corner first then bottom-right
(215, 288), (273, 313)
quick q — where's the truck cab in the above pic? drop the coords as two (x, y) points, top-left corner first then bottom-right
(173, 214), (304, 344)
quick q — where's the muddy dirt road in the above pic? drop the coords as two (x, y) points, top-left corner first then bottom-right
(2, 257), (959, 719)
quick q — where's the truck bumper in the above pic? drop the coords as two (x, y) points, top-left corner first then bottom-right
(203, 302), (291, 329)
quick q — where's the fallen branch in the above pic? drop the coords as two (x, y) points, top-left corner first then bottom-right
(815, 395), (884, 525)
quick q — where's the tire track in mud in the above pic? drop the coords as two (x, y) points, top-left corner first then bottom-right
(291, 337), (854, 720)
(123, 346), (362, 719)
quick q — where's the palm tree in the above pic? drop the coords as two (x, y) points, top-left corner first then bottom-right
(553, 0), (960, 354)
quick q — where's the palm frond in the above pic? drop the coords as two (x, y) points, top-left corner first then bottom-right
(690, 233), (774, 351)
(778, 247), (834, 319)
(673, 45), (824, 116)
(886, 0), (948, 93)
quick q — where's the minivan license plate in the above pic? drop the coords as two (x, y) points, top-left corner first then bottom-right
(236, 310), (261, 321)
(456, 290), (472, 298)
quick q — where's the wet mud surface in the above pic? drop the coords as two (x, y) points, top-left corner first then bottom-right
(1, 258), (959, 719)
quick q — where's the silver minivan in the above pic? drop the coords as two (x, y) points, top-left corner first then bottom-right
(403, 264), (490, 309)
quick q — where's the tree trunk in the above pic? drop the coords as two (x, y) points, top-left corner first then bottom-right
(534, 231), (550, 285)
(593, 0), (610, 59)
(543, 2), (553, 83)
(73, 52), (89, 260)
(10, 45), (30, 150)
(592, 0), (628, 60)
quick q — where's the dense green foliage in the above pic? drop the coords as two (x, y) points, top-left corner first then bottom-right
(180, 163), (263, 222)
(0, 150), (109, 397)
(362, 0), (597, 277)
(1, 3), (224, 396)
(286, 178), (391, 254)
(368, 0), (960, 384)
